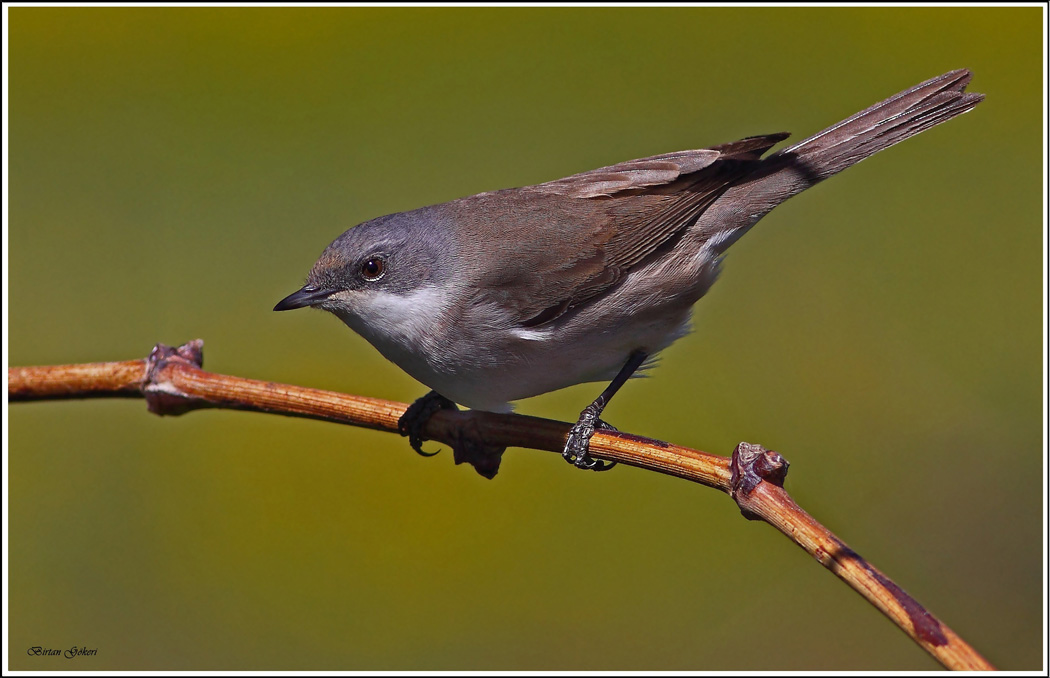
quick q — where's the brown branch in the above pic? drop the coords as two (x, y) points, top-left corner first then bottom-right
(8, 340), (993, 671)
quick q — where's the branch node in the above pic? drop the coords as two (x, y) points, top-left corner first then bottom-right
(445, 411), (507, 479)
(428, 411), (506, 480)
(143, 339), (207, 416)
(398, 392), (508, 478)
(730, 441), (789, 520)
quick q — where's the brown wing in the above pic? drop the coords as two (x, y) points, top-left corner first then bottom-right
(532, 134), (787, 199)
(457, 133), (789, 328)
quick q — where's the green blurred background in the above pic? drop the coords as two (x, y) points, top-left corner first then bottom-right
(6, 6), (1043, 671)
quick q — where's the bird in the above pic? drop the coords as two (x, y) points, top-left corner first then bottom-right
(275, 69), (983, 478)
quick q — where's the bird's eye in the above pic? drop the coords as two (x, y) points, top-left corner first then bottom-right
(361, 256), (385, 281)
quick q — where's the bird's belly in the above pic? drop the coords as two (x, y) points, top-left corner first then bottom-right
(430, 347), (624, 412)
(415, 306), (694, 412)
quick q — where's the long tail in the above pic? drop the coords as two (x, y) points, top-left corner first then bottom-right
(774, 68), (983, 183)
(699, 69), (984, 251)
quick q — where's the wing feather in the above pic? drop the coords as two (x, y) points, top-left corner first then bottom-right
(460, 133), (790, 327)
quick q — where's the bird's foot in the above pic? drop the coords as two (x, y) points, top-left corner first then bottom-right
(562, 404), (618, 471)
(397, 391), (457, 457)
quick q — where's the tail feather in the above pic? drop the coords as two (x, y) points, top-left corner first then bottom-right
(773, 69), (984, 182)
(694, 69), (983, 252)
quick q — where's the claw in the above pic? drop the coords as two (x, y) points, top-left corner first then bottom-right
(414, 445), (441, 458)
(397, 391), (457, 457)
(562, 408), (617, 472)
(560, 350), (646, 473)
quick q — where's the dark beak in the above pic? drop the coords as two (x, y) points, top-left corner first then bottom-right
(273, 286), (336, 311)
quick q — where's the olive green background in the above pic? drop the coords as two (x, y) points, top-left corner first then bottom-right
(6, 6), (1044, 671)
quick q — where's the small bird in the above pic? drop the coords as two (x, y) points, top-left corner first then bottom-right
(276, 69), (983, 477)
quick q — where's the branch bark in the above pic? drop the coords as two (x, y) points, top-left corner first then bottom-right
(7, 340), (994, 670)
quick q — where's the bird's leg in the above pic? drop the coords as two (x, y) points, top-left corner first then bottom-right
(563, 350), (648, 471)
(398, 390), (458, 457)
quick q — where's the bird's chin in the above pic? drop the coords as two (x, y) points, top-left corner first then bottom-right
(314, 290), (358, 315)
(323, 301), (366, 334)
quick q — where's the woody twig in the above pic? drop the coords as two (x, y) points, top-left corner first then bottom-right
(8, 339), (994, 671)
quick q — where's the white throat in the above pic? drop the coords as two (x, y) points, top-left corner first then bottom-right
(325, 286), (448, 373)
